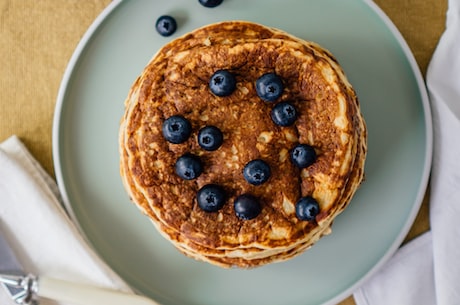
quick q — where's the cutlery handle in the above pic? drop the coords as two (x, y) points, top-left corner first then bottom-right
(38, 276), (161, 305)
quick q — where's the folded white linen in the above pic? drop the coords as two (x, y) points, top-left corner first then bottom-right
(354, 0), (460, 304)
(354, 232), (436, 305)
(426, 0), (460, 302)
(0, 135), (131, 305)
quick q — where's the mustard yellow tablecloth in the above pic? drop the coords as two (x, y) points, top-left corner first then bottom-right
(0, 1), (447, 304)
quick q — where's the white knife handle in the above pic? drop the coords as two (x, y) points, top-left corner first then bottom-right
(38, 276), (161, 305)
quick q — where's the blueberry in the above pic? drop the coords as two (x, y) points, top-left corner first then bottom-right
(162, 115), (192, 144)
(290, 144), (316, 168)
(198, 0), (224, 7)
(234, 194), (261, 220)
(255, 73), (284, 102)
(271, 102), (297, 126)
(243, 159), (271, 185)
(209, 70), (237, 97)
(175, 154), (203, 180)
(155, 15), (177, 37)
(197, 184), (226, 212)
(198, 126), (223, 151)
(295, 196), (320, 221)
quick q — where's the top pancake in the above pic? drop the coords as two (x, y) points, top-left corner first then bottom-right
(119, 21), (367, 267)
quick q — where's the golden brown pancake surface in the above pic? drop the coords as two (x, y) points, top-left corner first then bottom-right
(119, 21), (367, 268)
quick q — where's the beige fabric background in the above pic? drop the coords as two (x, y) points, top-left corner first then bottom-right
(0, 1), (447, 304)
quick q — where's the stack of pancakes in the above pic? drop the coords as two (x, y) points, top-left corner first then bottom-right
(119, 21), (367, 268)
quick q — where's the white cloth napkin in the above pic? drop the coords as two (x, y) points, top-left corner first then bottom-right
(354, 0), (460, 304)
(0, 135), (131, 305)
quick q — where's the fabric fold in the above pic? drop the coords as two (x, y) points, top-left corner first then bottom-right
(0, 135), (131, 305)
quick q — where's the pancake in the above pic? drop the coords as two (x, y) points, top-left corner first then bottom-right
(119, 21), (367, 268)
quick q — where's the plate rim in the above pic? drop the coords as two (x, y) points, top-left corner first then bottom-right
(323, 1), (433, 303)
(52, 0), (433, 304)
(53, 0), (122, 227)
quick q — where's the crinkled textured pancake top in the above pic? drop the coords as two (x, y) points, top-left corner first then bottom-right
(119, 21), (367, 267)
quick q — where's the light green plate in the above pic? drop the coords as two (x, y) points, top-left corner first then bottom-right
(53, 1), (432, 304)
